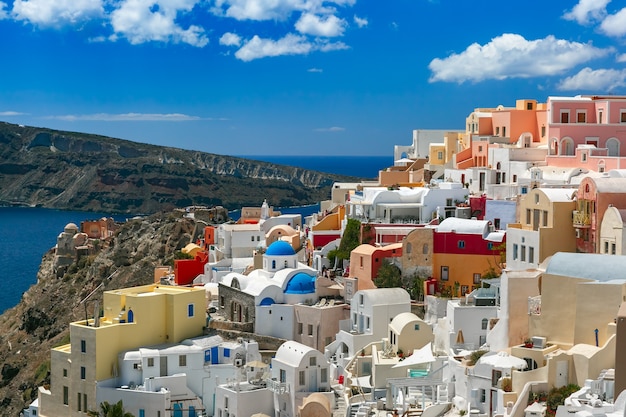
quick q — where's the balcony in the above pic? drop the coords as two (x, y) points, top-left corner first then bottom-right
(266, 379), (289, 394)
(572, 210), (591, 228)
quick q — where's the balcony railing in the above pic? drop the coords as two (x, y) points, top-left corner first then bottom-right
(572, 210), (591, 227)
(266, 379), (289, 394)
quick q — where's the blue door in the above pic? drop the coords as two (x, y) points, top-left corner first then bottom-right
(189, 405), (196, 417)
(211, 346), (219, 364)
(173, 403), (183, 417)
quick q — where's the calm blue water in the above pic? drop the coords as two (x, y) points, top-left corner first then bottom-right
(0, 155), (390, 314)
(238, 155), (391, 179)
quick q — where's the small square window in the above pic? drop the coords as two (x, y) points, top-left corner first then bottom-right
(188, 303), (194, 317)
(179, 355), (187, 367)
(310, 357), (317, 366)
(414, 324), (420, 331)
(148, 357), (154, 367)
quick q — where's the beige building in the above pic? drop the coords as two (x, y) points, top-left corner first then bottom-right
(599, 205), (626, 255)
(39, 284), (206, 417)
(400, 227), (434, 278)
(506, 187), (576, 270)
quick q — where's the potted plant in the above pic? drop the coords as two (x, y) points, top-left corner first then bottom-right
(523, 338), (534, 348)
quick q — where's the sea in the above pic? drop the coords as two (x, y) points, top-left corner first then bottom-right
(0, 155), (391, 314)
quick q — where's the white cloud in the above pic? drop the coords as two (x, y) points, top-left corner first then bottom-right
(314, 126), (345, 132)
(0, 2), (8, 19)
(109, 0), (208, 47)
(235, 34), (313, 61)
(212, 0), (355, 21)
(48, 113), (204, 121)
(12, 0), (103, 27)
(0, 111), (26, 116)
(220, 32), (242, 46)
(307, 67), (323, 72)
(557, 67), (626, 91)
(617, 53), (626, 63)
(295, 12), (346, 37)
(599, 7), (626, 37)
(428, 34), (611, 84)
(562, 0), (609, 25)
(353, 15), (367, 28)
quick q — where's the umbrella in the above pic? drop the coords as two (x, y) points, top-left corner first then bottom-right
(246, 360), (268, 368)
(392, 342), (435, 368)
(479, 351), (527, 370)
(456, 330), (465, 345)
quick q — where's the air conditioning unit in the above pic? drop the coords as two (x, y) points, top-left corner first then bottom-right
(234, 358), (244, 367)
(531, 336), (547, 349)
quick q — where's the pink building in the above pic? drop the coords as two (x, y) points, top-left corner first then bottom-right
(545, 95), (626, 171)
(573, 176), (626, 253)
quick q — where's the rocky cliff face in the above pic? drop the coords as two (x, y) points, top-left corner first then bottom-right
(0, 211), (199, 416)
(0, 122), (356, 213)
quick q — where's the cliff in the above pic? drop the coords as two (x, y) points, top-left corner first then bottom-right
(0, 211), (204, 416)
(0, 122), (358, 213)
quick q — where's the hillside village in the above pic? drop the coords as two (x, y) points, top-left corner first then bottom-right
(27, 94), (626, 417)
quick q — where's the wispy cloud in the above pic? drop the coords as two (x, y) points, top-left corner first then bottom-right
(0, 111), (26, 116)
(46, 113), (217, 122)
(0, 1), (8, 19)
(308, 68), (323, 73)
(557, 67), (626, 91)
(314, 126), (345, 132)
(12, 0), (104, 27)
(220, 32), (242, 47)
(234, 33), (347, 61)
(353, 15), (367, 28)
(562, 0), (609, 25)
(295, 13), (347, 37)
(429, 34), (611, 83)
(617, 53), (626, 63)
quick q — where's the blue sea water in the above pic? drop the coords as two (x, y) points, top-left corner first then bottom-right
(238, 155), (392, 179)
(0, 155), (391, 314)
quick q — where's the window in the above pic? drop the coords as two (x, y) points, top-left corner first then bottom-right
(577, 111), (586, 123)
(139, 410), (145, 417)
(473, 273), (481, 284)
(299, 370), (306, 386)
(513, 244), (519, 260)
(561, 111), (569, 123)
(148, 357), (154, 367)
(621, 111), (626, 123)
(482, 318), (488, 330)
(543, 211), (548, 227)
(80, 366), (86, 380)
(534, 194), (539, 204)
(446, 198), (453, 206)
(308, 324), (313, 336)
(612, 243), (617, 255)
(272, 260), (276, 269)
(310, 357), (317, 366)
(599, 110), (603, 124)
(188, 303), (195, 317)
(526, 209), (531, 224)
(414, 324), (420, 330)
(359, 294), (364, 305)
(366, 316), (370, 330)
(63, 368), (67, 377)
(251, 236), (254, 241)
(83, 394), (87, 413)
(521, 245), (526, 262)
(458, 240), (465, 249)
(480, 388), (486, 403)
(81, 340), (86, 353)
(487, 242), (493, 250)
(359, 256), (363, 268)
(441, 266), (449, 281)
(541, 126), (546, 138)
(494, 218), (501, 230)
(179, 355), (187, 367)
(224, 348), (230, 357)
(582, 152), (587, 162)
(529, 247), (535, 264)
(77, 393), (82, 412)
(63, 386), (68, 405)
(298, 322), (303, 335)
(494, 127), (499, 136)
(527, 102), (533, 110)
(605, 241), (610, 254)
(521, 186), (528, 194)
(461, 285), (469, 295)
(321, 368), (328, 383)
(502, 126), (506, 137)
(280, 369), (286, 383)
(437, 151), (444, 160)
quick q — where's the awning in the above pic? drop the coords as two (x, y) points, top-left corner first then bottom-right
(392, 342), (435, 368)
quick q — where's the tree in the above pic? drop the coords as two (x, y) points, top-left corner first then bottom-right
(374, 259), (403, 288)
(328, 218), (362, 267)
(87, 400), (135, 417)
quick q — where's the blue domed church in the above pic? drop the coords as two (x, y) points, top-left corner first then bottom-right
(218, 240), (318, 340)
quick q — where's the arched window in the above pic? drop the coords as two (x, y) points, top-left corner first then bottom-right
(127, 309), (134, 323)
(607, 138), (620, 157)
(481, 318), (488, 330)
(272, 260), (276, 269)
(560, 138), (575, 155)
(406, 243), (412, 254)
(423, 243), (429, 254)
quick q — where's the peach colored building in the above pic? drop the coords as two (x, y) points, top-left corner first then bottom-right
(573, 176), (626, 253)
(266, 224), (301, 248)
(80, 217), (117, 239)
(378, 158), (426, 187)
(348, 243), (403, 290)
(400, 227), (434, 278)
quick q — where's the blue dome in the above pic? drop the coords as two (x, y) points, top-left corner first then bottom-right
(285, 273), (316, 294)
(266, 241), (296, 256)
(260, 297), (275, 306)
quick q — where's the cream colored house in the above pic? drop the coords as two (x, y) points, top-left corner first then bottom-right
(506, 187), (577, 270)
(599, 206), (626, 255)
(38, 284), (206, 417)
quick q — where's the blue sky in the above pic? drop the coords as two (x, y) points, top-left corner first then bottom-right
(1, 0), (626, 156)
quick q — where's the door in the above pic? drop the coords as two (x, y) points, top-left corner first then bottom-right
(160, 356), (167, 377)
(479, 172), (485, 192)
(556, 361), (568, 387)
(309, 369), (318, 392)
(441, 266), (449, 281)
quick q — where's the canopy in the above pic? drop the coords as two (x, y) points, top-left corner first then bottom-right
(479, 351), (527, 370)
(352, 375), (373, 388)
(246, 360), (268, 368)
(392, 342), (435, 368)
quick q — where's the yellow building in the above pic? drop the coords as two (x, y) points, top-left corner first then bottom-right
(506, 187), (577, 270)
(39, 284), (206, 417)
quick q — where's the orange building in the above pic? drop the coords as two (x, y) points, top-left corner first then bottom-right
(348, 243), (403, 290)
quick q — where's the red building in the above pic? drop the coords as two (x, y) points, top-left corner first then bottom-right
(174, 251), (209, 286)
